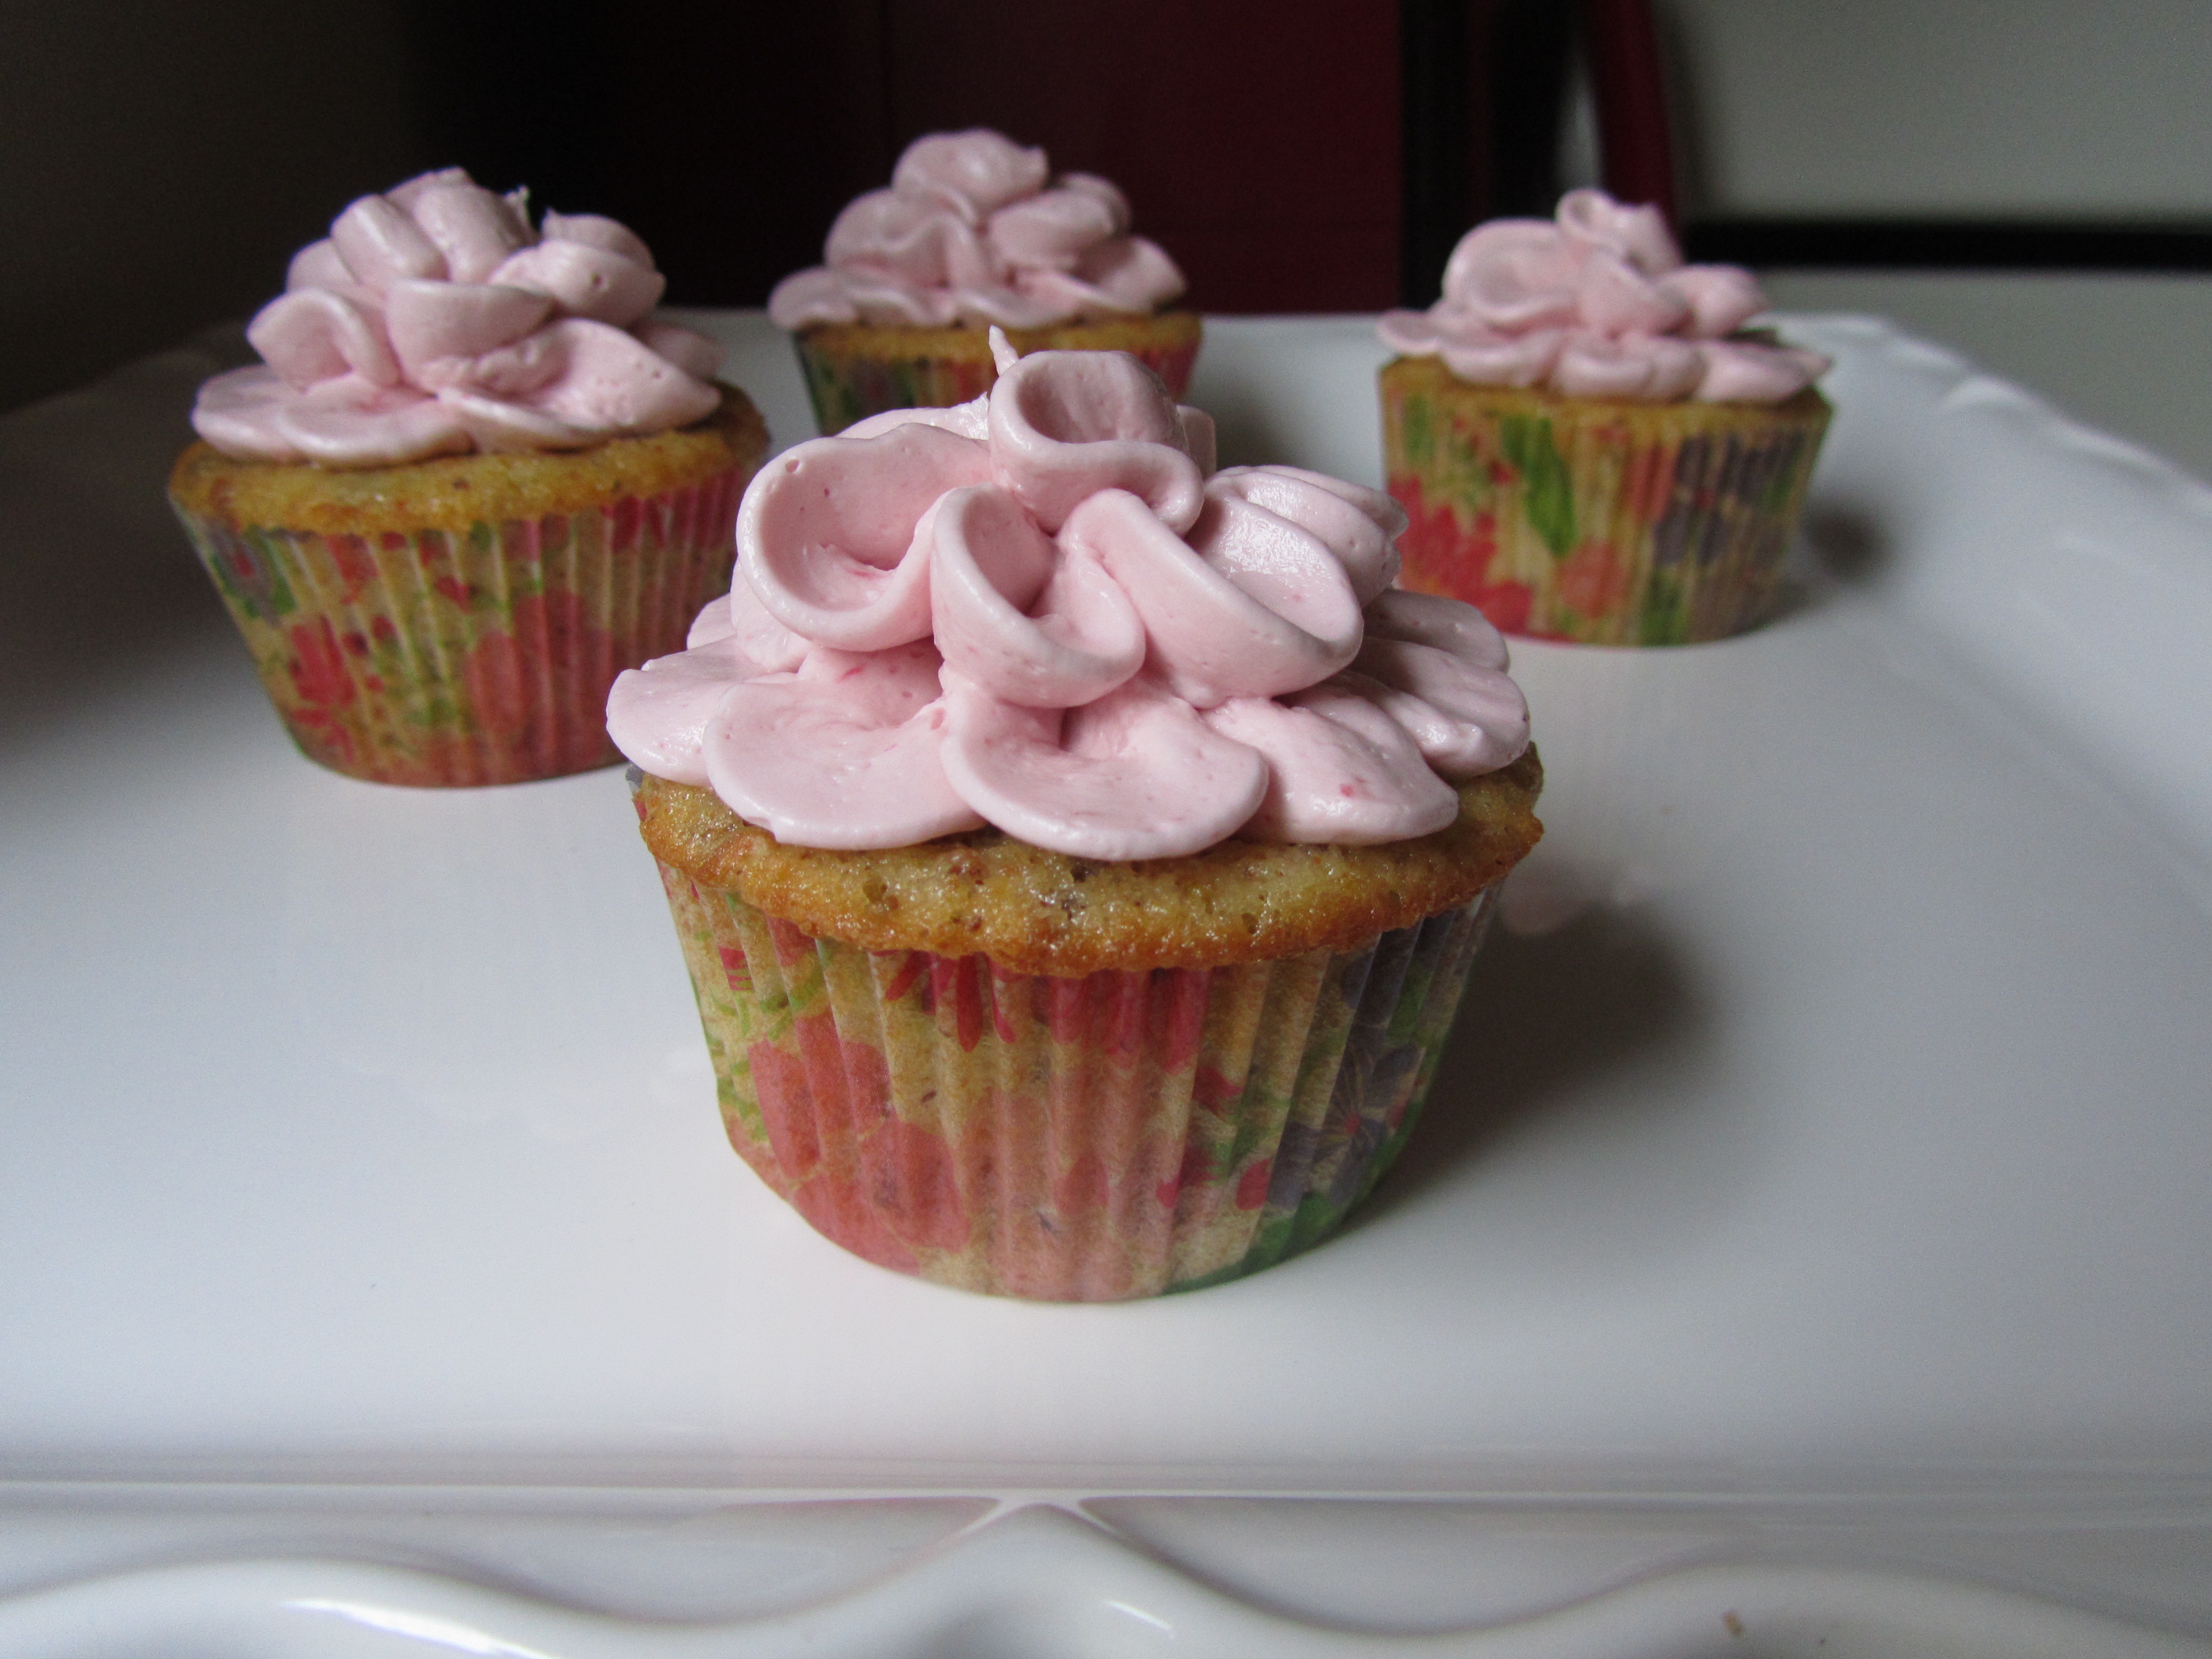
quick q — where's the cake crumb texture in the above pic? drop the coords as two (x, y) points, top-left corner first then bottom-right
(801, 309), (1202, 367)
(169, 384), (767, 536)
(1379, 353), (1831, 428)
(638, 748), (1543, 976)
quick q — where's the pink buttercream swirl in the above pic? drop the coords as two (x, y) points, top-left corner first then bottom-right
(767, 130), (1187, 333)
(1377, 189), (1829, 403)
(191, 168), (723, 467)
(608, 336), (1528, 861)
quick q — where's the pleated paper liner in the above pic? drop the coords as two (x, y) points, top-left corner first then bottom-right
(172, 466), (746, 786)
(650, 846), (1498, 1302)
(1379, 355), (1832, 646)
(794, 310), (1203, 435)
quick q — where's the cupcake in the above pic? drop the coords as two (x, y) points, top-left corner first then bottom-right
(608, 335), (1541, 1301)
(1377, 189), (1831, 646)
(170, 168), (768, 786)
(769, 129), (1200, 435)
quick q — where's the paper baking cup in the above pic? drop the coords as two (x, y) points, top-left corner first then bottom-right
(794, 317), (1202, 435)
(1380, 358), (1831, 646)
(649, 847), (1497, 1301)
(173, 468), (746, 785)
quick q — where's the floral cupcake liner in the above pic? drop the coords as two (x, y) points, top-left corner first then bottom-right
(173, 467), (746, 786)
(647, 831), (1499, 1301)
(794, 314), (1203, 436)
(1380, 357), (1831, 646)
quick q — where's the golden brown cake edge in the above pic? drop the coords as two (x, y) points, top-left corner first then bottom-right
(1377, 354), (1832, 428)
(168, 382), (769, 536)
(637, 747), (1543, 977)
(799, 309), (1203, 366)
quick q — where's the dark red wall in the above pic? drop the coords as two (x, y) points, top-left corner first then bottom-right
(413, 0), (1403, 314)
(874, 1), (1403, 313)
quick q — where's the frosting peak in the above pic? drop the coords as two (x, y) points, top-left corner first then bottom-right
(1379, 188), (1829, 403)
(894, 129), (1050, 221)
(609, 338), (1528, 860)
(769, 131), (1187, 333)
(193, 169), (723, 467)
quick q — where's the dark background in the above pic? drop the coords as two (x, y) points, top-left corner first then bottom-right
(414, 1), (1411, 319)
(3, 0), (2204, 415)
(405, 0), (1688, 319)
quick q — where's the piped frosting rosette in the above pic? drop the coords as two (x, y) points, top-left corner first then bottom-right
(1378, 188), (1828, 403)
(193, 168), (724, 467)
(769, 130), (1187, 332)
(611, 335), (1528, 860)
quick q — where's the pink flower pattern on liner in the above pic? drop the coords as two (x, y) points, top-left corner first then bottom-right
(1377, 189), (1829, 403)
(608, 335), (1530, 862)
(191, 168), (723, 467)
(767, 130), (1187, 333)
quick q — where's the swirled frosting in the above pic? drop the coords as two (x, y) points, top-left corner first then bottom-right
(767, 130), (1187, 333)
(191, 168), (723, 467)
(608, 335), (1528, 860)
(1377, 189), (1829, 403)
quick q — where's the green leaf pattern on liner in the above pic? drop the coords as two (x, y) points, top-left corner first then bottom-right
(1637, 568), (1688, 646)
(1399, 392), (1437, 472)
(1498, 413), (1578, 559)
(794, 332), (1203, 436)
(1381, 365), (1832, 646)
(650, 855), (1502, 1302)
(195, 524), (298, 621)
(173, 467), (744, 785)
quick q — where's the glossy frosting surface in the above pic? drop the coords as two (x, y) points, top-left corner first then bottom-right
(1377, 189), (1829, 403)
(192, 169), (723, 467)
(769, 131), (1187, 333)
(609, 337), (1528, 860)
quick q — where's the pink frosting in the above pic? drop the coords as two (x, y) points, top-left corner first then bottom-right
(609, 335), (1528, 860)
(767, 131), (1187, 332)
(191, 169), (724, 467)
(1377, 189), (1829, 403)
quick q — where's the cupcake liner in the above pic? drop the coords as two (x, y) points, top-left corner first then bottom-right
(173, 467), (746, 785)
(648, 835), (1498, 1301)
(1379, 358), (1831, 646)
(794, 317), (1203, 435)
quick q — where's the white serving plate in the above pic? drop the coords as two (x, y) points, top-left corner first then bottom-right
(1, 313), (2209, 1655)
